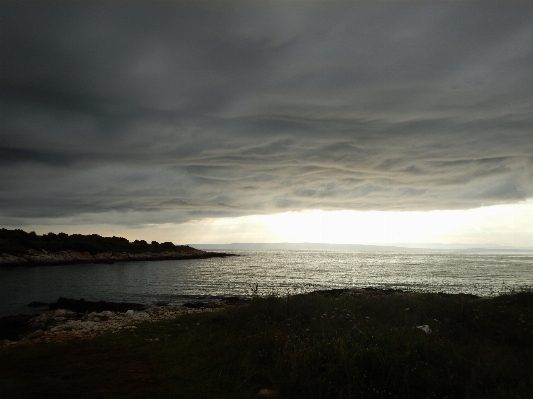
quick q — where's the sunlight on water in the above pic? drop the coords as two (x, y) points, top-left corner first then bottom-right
(1, 250), (532, 316)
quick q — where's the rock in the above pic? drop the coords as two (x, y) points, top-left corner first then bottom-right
(26, 330), (44, 339)
(314, 288), (351, 297)
(183, 302), (211, 309)
(125, 310), (135, 315)
(29, 313), (52, 328)
(53, 309), (76, 318)
(221, 296), (246, 305)
(416, 325), (432, 334)
(0, 253), (28, 264)
(48, 297), (146, 313)
(2, 303), (221, 347)
(28, 309), (77, 330)
(87, 310), (117, 321)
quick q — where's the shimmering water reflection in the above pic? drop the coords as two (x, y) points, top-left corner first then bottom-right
(1, 250), (531, 317)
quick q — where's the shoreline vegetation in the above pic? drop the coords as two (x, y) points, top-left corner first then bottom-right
(0, 287), (531, 398)
(0, 228), (235, 267)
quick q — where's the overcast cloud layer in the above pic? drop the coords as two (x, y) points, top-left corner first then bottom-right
(1, 1), (533, 227)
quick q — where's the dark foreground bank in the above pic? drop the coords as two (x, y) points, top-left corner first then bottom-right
(0, 288), (531, 399)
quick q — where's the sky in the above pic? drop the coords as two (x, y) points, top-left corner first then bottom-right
(1, 1), (533, 248)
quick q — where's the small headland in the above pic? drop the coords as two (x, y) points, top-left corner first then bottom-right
(0, 228), (236, 267)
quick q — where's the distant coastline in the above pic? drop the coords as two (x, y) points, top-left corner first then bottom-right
(190, 242), (533, 252)
(0, 228), (235, 267)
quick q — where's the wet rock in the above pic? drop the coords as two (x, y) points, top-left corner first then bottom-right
(48, 297), (146, 313)
(183, 302), (211, 309)
(314, 288), (350, 297)
(315, 287), (410, 299)
(221, 296), (248, 306)
(437, 292), (480, 300)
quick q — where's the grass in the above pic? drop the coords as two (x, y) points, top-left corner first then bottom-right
(1, 289), (532, 398)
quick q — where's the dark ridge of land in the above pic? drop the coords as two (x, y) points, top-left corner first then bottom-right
(0, 288), (531, 398)
(0, 228), (236, 267)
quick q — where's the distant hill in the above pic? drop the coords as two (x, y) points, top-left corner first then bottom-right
(190, 243), (405, 251)
(190, 242), (533, 252)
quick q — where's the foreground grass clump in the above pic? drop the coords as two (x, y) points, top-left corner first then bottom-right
(1, 289), (532, 398)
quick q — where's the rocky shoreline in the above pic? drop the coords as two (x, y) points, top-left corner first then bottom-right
(0, 296), (247, 348)
(0, 288), (481, 349)
(0, 248), (236, 267)
(1, 306), (223, 349)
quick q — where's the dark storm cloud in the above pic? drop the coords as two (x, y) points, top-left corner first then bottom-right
(1, 1), (533, 225)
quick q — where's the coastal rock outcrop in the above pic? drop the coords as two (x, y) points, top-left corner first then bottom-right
(1, 295), (250, 347)
(0, 253), (28, 264)
(48, 297), (146, 313)
(0, 248), (231, 267)
(0, 228), (236, 267)
(1, 305), (220, 348)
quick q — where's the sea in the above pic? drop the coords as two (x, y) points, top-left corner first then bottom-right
(1, 250), (532, 317)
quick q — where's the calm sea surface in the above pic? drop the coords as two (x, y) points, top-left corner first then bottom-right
(1, 250), (532, 317)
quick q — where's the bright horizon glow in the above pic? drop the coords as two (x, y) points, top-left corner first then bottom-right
(20, 200), (533, 248)
(183, 200), (533, 247)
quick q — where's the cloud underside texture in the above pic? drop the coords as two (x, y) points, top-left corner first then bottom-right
(1, 2), (533, 225)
